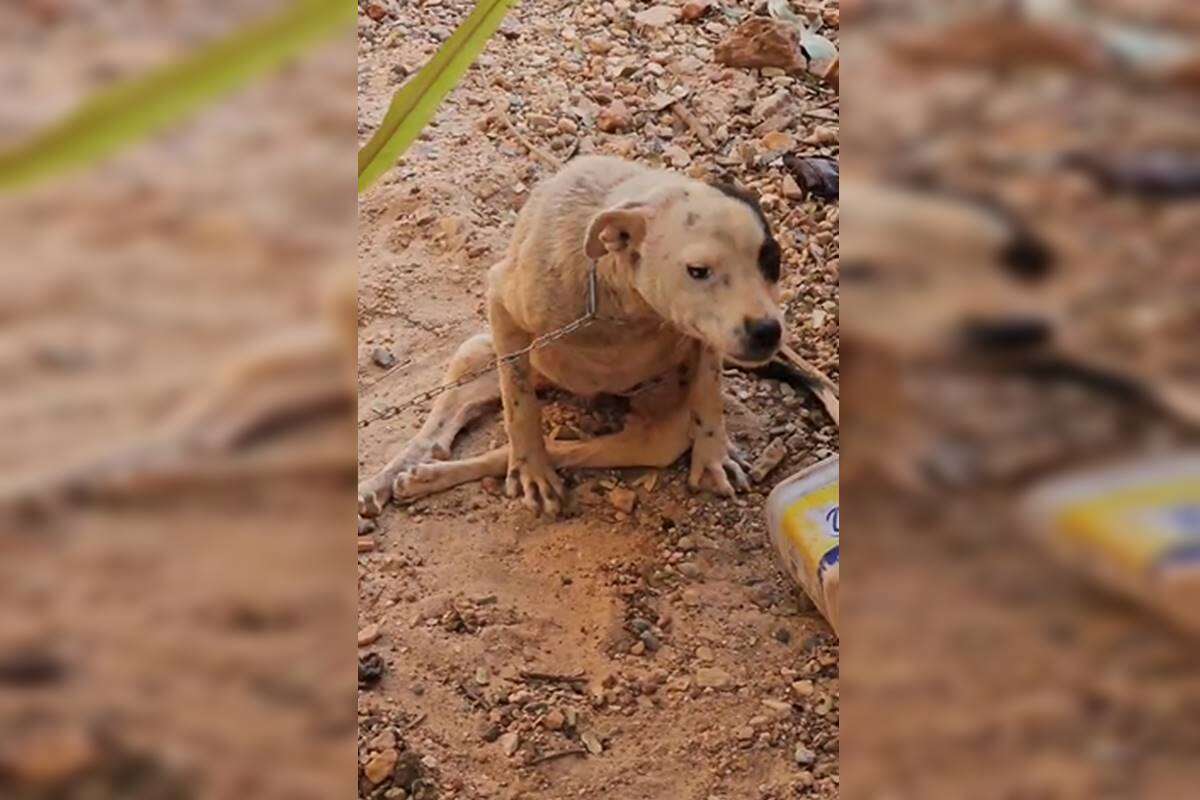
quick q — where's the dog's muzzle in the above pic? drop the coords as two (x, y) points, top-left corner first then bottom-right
(737, 317), (783, 363)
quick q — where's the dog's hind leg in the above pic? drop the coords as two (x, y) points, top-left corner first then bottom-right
(358, 333), (501, 517)
(392, 406), (694, 503)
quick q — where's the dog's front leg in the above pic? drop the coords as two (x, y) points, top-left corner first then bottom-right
(687, 346), (751, 496)
(489, 297), (565, 516)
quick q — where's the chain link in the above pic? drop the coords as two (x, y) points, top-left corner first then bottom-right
(362, 259), (626, 427)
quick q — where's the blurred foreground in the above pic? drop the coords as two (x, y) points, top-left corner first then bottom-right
(0, 2), (356, 798)
(841, 1), (1200, 798)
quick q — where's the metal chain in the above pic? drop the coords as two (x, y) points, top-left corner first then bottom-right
(362, 260), (615, 427)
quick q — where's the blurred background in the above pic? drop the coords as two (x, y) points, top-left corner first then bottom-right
(840, 0), (1199, 798)
(0, 1), (356, 798)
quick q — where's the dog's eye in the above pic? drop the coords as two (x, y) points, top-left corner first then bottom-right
(686, 265), (711, 281)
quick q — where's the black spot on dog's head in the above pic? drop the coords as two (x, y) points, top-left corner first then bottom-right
(711, 181), (782, 283)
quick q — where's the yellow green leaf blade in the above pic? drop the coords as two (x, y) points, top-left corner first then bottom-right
(0, 0), (354, 192)
(357, 0), (518, 193)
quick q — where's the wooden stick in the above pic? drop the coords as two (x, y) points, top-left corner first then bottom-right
(670, 100), (717, 152)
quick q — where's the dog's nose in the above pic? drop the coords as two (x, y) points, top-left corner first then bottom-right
(744, 318), (782, 352)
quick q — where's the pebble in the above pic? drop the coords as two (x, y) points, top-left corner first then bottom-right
(499, 732), (521, 757)
(794, 743), (817, 766)
(597, 101), (633, 133)
(358, 623), (382, 647)
(680, 0), (713, 22)
(608, 486), (638, 513)
(363, 748), (398, 785)
(750, 438), (788, 482)
(694, 666), (732, 689)
(664, 144), (692, 168)
(581, 731), (604, 755)
(634, 5), (678, 27)
(371, 348), (397, 368)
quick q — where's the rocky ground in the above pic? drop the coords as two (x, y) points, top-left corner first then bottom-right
(1, 2), (356, 799)
(839, 2), (1200, 798)
(356, 1), (840, 798)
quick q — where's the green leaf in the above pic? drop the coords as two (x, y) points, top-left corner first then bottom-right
(358, 0), (518, 193)
(0, 0), (354, 192)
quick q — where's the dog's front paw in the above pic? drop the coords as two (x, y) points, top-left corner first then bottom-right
(358, 490), (384, 518)
(688, 438), (751, 497)
(506, 453), (565, 517)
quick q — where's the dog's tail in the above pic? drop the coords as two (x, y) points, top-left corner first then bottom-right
(741, 345), (840, 428)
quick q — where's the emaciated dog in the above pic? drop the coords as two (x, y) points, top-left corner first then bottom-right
(359, 156), (793, 518)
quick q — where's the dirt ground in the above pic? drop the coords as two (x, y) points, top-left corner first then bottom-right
(839, 2), (1200, 798)
(1, 3), (357, 798)
(355, 2), (840, 799)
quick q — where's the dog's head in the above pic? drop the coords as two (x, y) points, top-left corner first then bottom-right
(584, 180), (785, 364)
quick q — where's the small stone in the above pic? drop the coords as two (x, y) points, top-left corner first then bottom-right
(794, 743), (817, 766)
(363, 748), (398, 785)
(677, 562), (701, 579)
(358, 652), (386, 689)
(558, 117), (579, 135)
(735, 725), (755, 741)
(753, 90), (792, 122)
(811, 125), (838, 145)
(372, 348), (397, 369)
(597, 101), (633, 133)
(762, 699), (793, 714)
(358, 517), (377, 536)
(715, 18), (805, 72)
(759, 131), (794, 154)
(634, 5), (678, 27)
(694, 666), (732, 689)
(664, 144), (692, 168)
(680, 0), (713, 22)
(782, 174), (805, 201)
(358, 623), (382, 647)
(630, 640), (646, 656)
(543, 709), (566, 730)
(608, 486), (637, 514)
(364, 2), (389, 23)
(480, 723), (502, 742)
(792, 679), (814, 697)
(750, 438), (788, 483)
(585, 37), (612, 55)
(581, 731), (604, 755)
(525, 113), (556, 130)
(640, 631), (661, 652)
(773, 627), (791, 644)
(695, 645), (714, 662)
(369, 730), (396, 751)
(499, 732), (521, 756)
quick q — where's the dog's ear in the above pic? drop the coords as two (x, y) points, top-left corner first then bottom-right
(584, 202), (652, 260)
